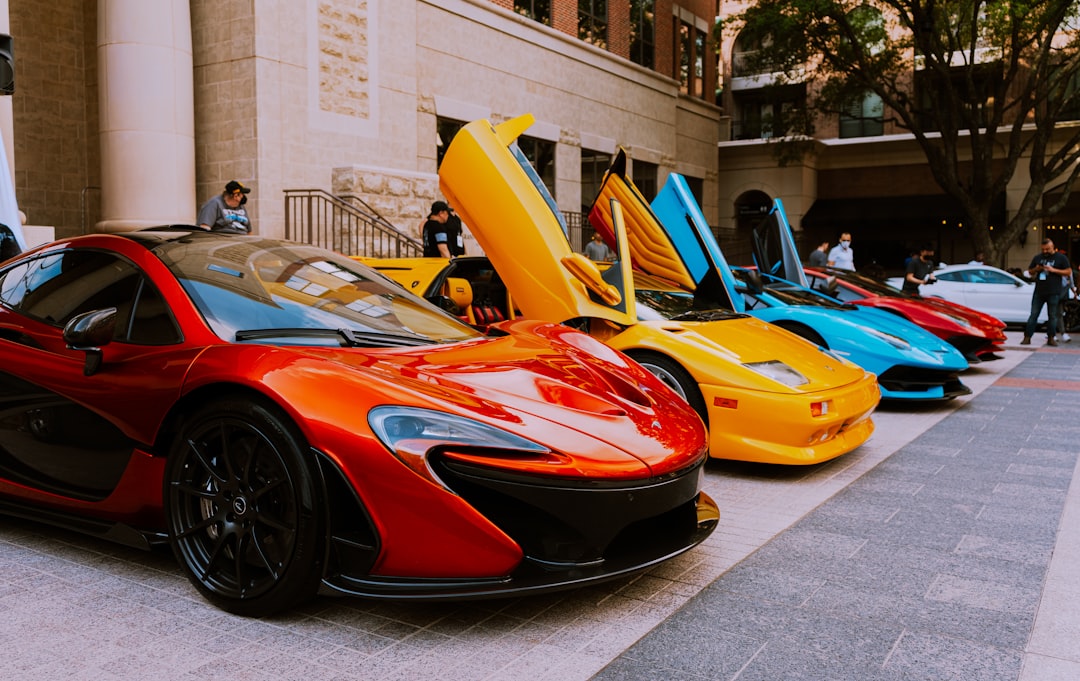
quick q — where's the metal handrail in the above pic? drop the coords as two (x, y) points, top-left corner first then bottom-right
(284, 189), (422, 257)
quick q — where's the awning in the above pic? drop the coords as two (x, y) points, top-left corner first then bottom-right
(802, 194), (1005, 230)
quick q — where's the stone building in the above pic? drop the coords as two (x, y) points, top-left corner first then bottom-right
(715, 0), (1080, 272)
(1, 0), (722, 255)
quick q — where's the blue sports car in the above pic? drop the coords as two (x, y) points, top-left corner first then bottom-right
(589, 153), (971, 401)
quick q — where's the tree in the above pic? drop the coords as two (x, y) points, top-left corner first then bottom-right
(732, 0), (1080, 265)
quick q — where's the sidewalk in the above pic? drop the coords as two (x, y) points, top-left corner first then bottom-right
(0, 333), (1076, 680)
(594, 332), (1080, 681)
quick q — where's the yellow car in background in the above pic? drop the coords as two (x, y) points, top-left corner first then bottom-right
(362, 115), (881, 465)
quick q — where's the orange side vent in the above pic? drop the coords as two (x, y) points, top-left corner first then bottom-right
(714, 397), (739, 409)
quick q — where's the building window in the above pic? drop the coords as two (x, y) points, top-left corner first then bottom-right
(517, 135), (557, 199)
(1056, 69), (1080, 122)
(579, 0), (607, 49)
(916, 62), (1000, 132)
(436, 117), (466, 169)
(732, 85), (806, 140)
(677, 21), (690, 93)
(683, 175), (704, 211)
(732, 30), (778, 78)
(694, 29), (705, 99)
(581, 149), (612, 212)
(633, 160), (658, 202)
(514, 0), (551, 26)
(629, 1), (655, 69)
(675, 21), (706, 99)
(840, 91), (884, 138)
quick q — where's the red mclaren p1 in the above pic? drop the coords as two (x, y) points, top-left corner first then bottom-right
(804, 266), (1007, 362)
(0, 228), (717, 616)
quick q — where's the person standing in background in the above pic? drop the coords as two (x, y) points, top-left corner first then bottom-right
(827, 233), (855, 270)
(1020, 238), (1071, 346)
(807, 241), (829, 267)
(422, 200), (465, 258)
(902, 244), (937, 294)
(584, 232), (613, 261)
(198, 180), (252, 233)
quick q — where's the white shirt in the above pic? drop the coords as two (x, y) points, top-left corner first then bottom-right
(828, 243), (855, 270)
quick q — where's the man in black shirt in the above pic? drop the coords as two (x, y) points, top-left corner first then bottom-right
(422, 200), (465, 258)
(1021, 238), (1072, 346)
(902, 244), (937, 294)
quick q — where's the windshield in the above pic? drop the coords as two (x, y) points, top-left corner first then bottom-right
(764, 283), (848, 308)
(153, 236), (482, 345)
(634, 286), (744, 322)
(734, 269), (849, 309)
(827, 269), (909, 298)
(635, 288), (695, 321)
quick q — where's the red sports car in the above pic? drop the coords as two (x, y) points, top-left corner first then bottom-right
(0, 228), (717, 616)
(804, 266), (1007, 362)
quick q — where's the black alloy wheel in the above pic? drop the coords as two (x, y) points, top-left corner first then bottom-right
(164, 398), (325, 617)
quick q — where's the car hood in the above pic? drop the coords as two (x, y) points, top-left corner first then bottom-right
(633, 314), (871, 392)
(290, 319), (707, 478)
(914, 295), (1007, 329)
(438, 115), (637, 328)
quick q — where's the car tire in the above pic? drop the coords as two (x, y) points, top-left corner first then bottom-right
(627, 352), (708, 427)
(164, 397), (325, 617)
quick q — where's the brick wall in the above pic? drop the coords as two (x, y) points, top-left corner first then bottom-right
(608, 0), (630, 59)
(9, 0), (97, 236)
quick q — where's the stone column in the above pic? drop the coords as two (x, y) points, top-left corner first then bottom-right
(97, 0), (195, 233)
(0, 0), (13, 190)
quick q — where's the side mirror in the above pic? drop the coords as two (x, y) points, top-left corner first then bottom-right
(561, 252), (621, 305)
(63, 307), (117, 376)
(824, 276), (839, 297)
(744, 269), (764, 294)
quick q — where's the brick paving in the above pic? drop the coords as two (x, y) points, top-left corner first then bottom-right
(1, 333), (1077, 680)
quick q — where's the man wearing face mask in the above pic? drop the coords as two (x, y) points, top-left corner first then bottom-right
(902, 244), (937, 294)
(827, 232), (855, 271)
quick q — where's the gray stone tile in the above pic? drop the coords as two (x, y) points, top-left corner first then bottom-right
(881, 630), (1023, 680)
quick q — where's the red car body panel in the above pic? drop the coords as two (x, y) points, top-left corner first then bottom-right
(804, 267), (1006, 361)
(0, 230), (716, 610)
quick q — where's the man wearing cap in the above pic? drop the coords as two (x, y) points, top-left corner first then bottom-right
(198, 180), (253, 233)
(422, 200), (464, 258)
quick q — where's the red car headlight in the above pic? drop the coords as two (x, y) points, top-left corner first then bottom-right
(368, 406), (554, 487)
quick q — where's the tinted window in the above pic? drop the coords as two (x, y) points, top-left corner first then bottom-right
(153, 237), (481, 345)
(0, 249), (181, 345)
(964, 269), (1016, 285)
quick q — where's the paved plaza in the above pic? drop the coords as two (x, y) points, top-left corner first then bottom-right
(1, 331), (1077, 680)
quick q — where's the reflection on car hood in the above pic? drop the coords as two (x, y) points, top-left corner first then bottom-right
(296, 318), (707, 477)
(639, 314), (869, 391)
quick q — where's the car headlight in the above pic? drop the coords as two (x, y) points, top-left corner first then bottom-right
(369, 406), (552, 487)
(858, 325), (911, 350)
(743, 360), (809, 387)
(933, 310), (974, 329)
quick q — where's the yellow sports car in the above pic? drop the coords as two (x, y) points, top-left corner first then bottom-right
(362, 115), (881, 465)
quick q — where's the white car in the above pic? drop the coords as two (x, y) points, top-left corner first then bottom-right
(886, 263), (1049, 326)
